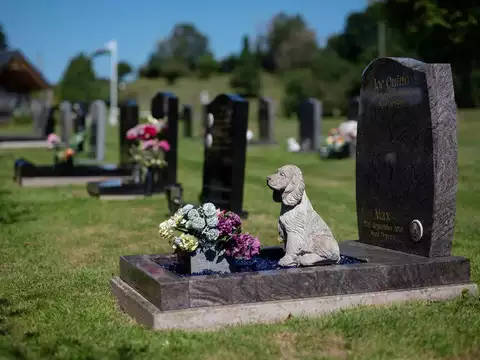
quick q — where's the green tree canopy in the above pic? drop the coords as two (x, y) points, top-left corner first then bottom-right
(58, 53), (99, 102)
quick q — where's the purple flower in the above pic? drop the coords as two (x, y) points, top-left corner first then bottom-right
(225, 233), (260, 260)
(217, 211), (242, 238)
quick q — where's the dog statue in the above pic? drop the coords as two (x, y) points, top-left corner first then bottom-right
(267, 165), (340, 267)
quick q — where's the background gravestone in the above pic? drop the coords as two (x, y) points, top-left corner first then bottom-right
(200, 94), (248, 217)
(59, 101), (73, 143)
(119, 99), (139, 167)
(151, 92), (168, 119)
(151, 91), (179, 188)
(346, 96), (361, 121)
(30, 99), (47, 136)
(254, 97), (276, 144)
(44, 105), (57, 137)
(182, 104), (193, 138)
(357, 57), (457, 258)
(298, 98), (321, 152)
(89, 100), (107, 162)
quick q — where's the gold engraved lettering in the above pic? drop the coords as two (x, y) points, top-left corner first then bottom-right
(373, 74), (410, 92)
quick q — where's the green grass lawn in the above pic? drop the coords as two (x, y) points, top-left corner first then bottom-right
(1, 105), (480, 359)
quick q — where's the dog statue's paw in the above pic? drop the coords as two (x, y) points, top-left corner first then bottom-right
(278, 255), (297, 267)
(297, 253), (336, 266)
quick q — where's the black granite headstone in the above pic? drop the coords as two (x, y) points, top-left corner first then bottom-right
(182, 104), (193, 138)
(151, 92), (179, 187)
(202, 104), (208, 135)
(200, 94), (248, 217)
(151, 92), (169, 119)
(357, 57), (457, 258)
(119, 99), (139, 167)
(44, 105), (57, 136)
(298, 98), (321, 152)
(346, 96), (360, 121)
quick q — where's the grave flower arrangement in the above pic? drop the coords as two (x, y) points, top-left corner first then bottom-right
(126, 123), (170, 168)
(46, 132), (85, 165)
(158, 203), (261, 261)
(320, 128), (350, 159)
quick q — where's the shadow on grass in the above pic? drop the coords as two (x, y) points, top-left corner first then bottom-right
(0, 189), (36, 225)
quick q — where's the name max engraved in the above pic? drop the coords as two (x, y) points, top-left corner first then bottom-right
(362, 209), (404, 241)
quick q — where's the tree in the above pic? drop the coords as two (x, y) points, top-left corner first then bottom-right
(144, 23), (211, 75)
(281, 68), (319, 118)
(0, 24), (7, 50)
(197, 53), (218, 79)
(58, 53), (99, 102)
(384, 0), (480, 107)
(117, 61), (133, 81)
(218, 54), (239, 73)
(261, 13), (319, 73)
(230, 36), (261, 98)
(162, 58), (189, 85)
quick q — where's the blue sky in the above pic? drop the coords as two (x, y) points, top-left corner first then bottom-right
(2, 0), (367, 84)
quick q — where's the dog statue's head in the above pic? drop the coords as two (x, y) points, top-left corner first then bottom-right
(266, 165), (305, 207)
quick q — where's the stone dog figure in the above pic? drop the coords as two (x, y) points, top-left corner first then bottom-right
(267, 165), (340, 267)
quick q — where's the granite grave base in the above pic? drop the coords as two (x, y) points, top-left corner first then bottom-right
(14, 158), (132, 187)
(0, 140), (49, 149)
(86, 178), (167, 200)
(111, 240), (476, 330)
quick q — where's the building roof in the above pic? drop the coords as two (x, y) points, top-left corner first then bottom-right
(0, 50), (51, 93)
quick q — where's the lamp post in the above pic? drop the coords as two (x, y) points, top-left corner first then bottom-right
(92, 40), (118, 126)
(368, 0), (386, 57)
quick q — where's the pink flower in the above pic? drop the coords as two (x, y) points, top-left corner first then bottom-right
(137, 124), (159, 140)
(142, 139), (157, 150)
(126, 127), (138, 140)
(46, 133), (61, 148)
(158, 140), (170, 152)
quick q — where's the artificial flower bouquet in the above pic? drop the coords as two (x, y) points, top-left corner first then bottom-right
(126, 123), (170, 168)
(46, 132), (85, 165)
(159, 203), (260, 265)
(320, 128), (350, 159)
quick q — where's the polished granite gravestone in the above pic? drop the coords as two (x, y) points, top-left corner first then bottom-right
(182, 104), (193, 138)
(357, 57), (457, 257)
(298, 98), (321, 152)
(88, 100), (107, 162)
(14, 101), (132, 187)
(110, 58), (477, 331)
(199, 94), (249, 218)
(250, 97), (277, 145)
(87, 94), (179, 199)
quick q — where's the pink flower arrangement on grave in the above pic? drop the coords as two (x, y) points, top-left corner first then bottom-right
(46, 133), (61, 149)
(126, 123), (169, 168)
(225, 233), (261, 260)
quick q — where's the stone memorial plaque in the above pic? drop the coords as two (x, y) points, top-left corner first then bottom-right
(60, 101), (73, 143)
(151, 92), (169, 119)
(89, 100), (107, 162)
(119, 100), (139, 166)
(200, 94), (248, 216)
(357, 57), (457, 257)
(298, 98), (321, 152)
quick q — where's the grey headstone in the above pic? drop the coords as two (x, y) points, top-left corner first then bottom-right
(357, 57), (457, 257)
(298, 98), (321, 151)
(119, 100), (139, 166)
(89, 100), (107, 162)
(60, 101), (73, 143)
(258, 97), (275, 142)
(30, 99), (46, 136)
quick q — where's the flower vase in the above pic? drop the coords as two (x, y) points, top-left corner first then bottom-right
(132, 164), (142, 184)
(144, 167), (154, 196)
(176, 247), (231, 274)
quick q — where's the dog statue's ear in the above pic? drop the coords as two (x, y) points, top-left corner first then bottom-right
(282, 171), (305, 206)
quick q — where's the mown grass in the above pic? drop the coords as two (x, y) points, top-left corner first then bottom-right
(0, 84), (480, 359)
